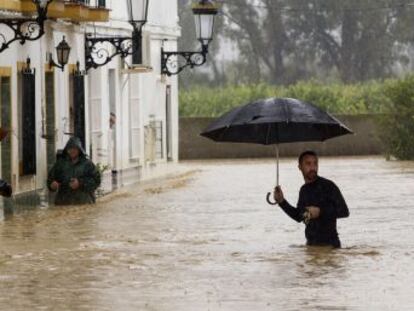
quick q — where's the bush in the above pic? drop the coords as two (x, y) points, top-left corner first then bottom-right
(379, 76), (414, 160)
(179, 80), (392, 117)
(180, 78), (414, 160)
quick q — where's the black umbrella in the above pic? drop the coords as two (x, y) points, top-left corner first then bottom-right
(200, 98), (353, 204)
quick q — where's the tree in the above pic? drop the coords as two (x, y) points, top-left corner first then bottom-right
(179, 0), (414, 86)
(287, 0), (414, 82)
(177, 0), (226, 89)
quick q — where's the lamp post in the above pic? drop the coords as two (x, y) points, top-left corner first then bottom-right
(49, 36), (71, 72)
(85, 0), (149, 71)
(161, 0), (218, 76)
(127, 0), (149, 64)
(0, 0), (53, 53)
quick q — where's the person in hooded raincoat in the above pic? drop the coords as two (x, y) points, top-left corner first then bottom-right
(47, 137), (101, 205)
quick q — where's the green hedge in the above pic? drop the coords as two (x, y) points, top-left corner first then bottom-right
(378, 77), (414, 160)
(180, 78), (414, 159)
(179, 80), (393, 117)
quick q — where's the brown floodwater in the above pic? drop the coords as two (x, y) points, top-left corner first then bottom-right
(0, 157), (413, 310)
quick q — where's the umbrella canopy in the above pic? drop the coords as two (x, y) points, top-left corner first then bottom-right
(201, 98), (352, 144)
(200, 97), (353, 205)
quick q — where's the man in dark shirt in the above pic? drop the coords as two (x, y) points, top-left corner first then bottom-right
(273, 150), (349, 248)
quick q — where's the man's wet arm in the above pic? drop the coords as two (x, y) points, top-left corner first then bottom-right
(279, 200), (304, 223)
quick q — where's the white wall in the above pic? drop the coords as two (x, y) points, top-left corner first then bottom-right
(0, 0), (181, 196)
(88, 0), (180, 175)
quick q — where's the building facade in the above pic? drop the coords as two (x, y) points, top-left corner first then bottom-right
(0, 0), (180, 207)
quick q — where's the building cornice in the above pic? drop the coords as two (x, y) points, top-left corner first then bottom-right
(0, 0), (110, 22)
(85, 22), (181, 39)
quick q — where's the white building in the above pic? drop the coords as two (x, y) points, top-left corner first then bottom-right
(0, 0), (180, 207)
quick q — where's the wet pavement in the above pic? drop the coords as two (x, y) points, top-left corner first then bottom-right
(0, 157), (413, 310)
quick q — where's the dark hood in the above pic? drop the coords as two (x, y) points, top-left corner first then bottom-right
(63, 137), (86, 158)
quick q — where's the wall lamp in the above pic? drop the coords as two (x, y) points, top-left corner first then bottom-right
(161, 0), (218, 76)
(0, 0), (53, 53)
(49, 36), (71, 71)
(85, 0), (149, 71)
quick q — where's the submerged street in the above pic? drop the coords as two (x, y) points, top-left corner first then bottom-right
(0, 157), (413, 310)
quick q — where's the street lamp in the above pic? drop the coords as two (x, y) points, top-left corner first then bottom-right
(0, 0), (54, 53)
(85, 0), (150, 71)
(127, 0), (149, 31)
(127, 0), (150, 65)
(193, 0), (217, 47)
(161, 0), (219, 76)
(49, 36), (71, 71)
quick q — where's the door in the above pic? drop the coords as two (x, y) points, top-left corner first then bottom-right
(89, 69), (103, 164)
(45, 72), (56, 173)
(108, 69), (117, 170)
(72, 72), (86, 149)
(21, 68), (36, 175)
(0, 76), (12, 183)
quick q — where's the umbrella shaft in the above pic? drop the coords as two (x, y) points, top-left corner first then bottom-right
(275, 145), (279, 186)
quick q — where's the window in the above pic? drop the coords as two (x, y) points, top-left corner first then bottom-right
(71, 72), (86, 149)
(97, 0), (106, 8)
(75, 0), (90, 5)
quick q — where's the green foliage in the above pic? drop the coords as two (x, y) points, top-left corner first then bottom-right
(180, 77), (414, 159)
(179, 80), (392, 117)
(96, 163), (110, 177)
(379, 76), (414, 160)
(95, 163), (110, 197)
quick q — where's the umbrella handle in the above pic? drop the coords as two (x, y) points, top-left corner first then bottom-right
(266, 192), (278, 205)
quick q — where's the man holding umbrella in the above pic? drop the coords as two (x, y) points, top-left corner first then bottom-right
(274, 150), (350, 248)
(201, 97), (353, 248)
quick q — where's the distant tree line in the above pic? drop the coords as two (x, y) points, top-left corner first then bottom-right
(178, 0), (414, 88)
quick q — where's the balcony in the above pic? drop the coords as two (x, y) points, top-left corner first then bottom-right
(0, 0), (20, 12)
(61, 0), (110, 22)
(0, 0), (109, 22)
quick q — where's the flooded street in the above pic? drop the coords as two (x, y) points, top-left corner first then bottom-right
(0, 157), (414, 310)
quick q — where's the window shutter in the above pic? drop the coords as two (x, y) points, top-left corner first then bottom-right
(22, 69), (36, 175)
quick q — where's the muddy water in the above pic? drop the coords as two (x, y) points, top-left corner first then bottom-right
(0, 157), (413, 310)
